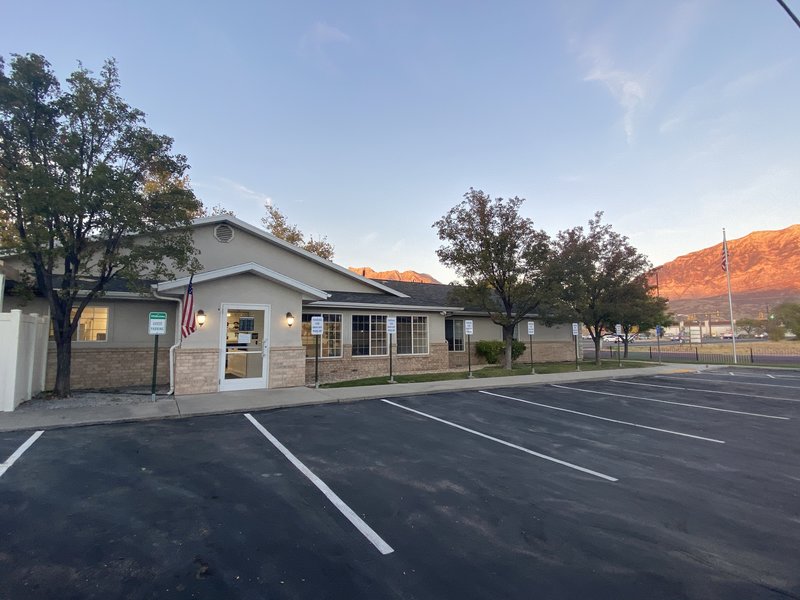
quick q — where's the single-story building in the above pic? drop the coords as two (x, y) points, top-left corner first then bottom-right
(1, 215), (576, 395)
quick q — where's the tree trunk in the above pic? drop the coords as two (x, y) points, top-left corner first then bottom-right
(594, 336), (602, 366)
(504, 327), (514, 370)
(54, 336), (72, 397)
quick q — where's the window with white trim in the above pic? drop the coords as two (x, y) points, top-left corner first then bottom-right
(445, 318), (464, 352)
(301, 313), (342, 358)
(352, 315), (387, 356)
(397, 315), (428, 355)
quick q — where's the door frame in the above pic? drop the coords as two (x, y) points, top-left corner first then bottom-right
(219, 303), (271, 391)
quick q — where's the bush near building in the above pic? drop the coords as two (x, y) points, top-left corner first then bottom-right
(476, 340), (526, 364)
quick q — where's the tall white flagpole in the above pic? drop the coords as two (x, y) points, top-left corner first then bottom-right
(722, 228), (737, 364)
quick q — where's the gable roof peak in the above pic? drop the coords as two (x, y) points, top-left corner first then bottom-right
(192, 215), (408, 298)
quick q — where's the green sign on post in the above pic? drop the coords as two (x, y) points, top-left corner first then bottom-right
(148, 311), (168, 336)
(148, 312), (167, 401)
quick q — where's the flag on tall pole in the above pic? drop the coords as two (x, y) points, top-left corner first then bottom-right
(181, 275), (196, 338)
(722, 229), (737, 364)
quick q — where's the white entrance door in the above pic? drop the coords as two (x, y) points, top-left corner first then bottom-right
(219, 304), (270, 391)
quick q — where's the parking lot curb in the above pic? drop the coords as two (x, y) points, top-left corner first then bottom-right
(0, 363), (722, 433)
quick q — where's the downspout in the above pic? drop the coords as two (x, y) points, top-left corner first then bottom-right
(152, 286), (182, 396)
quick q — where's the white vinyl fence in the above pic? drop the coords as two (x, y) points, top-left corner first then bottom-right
(0, 310), (49, 412)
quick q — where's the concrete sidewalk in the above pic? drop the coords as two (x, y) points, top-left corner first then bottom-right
(0, 363), (702, 433)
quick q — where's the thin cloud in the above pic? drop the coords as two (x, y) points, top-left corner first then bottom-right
(723, 61), (789, 97)
(217, 177), (271, 204)
(300, 22), (351, 52)
(584, 66), (645, 144)
(559, 174), (584, 183)
(659, 60), (786, 136)
(570, 1), (709, 144)
(361, 231), (379, 245)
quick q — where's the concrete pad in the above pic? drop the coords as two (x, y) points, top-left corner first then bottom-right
(0, 399), (180, 432)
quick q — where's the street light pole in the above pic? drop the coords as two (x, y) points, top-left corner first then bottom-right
(654, 268), (662, 364)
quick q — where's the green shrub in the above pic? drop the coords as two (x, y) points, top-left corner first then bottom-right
(475, 340), (503, 363)
(475, 340), (527, 364)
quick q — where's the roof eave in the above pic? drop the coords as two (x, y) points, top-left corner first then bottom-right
(155, 262), (330, 301)
(192, 215), (409, 298)
(306, 300), (465, 312)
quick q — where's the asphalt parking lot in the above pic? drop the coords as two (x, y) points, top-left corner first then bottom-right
(1, 368), (799, 599)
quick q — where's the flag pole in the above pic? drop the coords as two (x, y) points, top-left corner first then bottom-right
(722, 228), (737, 364)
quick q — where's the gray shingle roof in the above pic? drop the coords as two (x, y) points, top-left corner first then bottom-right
(311, 280), (483, 311)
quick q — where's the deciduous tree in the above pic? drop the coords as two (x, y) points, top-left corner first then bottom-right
(607, 275), (671, 357)
(0, 54), (201, 396)
(262, 202), (334, 260)
(433, 188), (554, 369)
(549, 212), (652, 365)
(774, 302), (800, 338)
(736, 318), (766, 337)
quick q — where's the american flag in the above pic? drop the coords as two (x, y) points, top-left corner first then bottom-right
(721, 241), (728, 272)
(181, 276), (196, 338)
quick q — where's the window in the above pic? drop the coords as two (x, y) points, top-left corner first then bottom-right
(397, 316), (428, 355)
(301, 313), (342, 358)
(50, 306), (109, 342)
(352, 315), (387, 356)
(445, 318), (464, 352)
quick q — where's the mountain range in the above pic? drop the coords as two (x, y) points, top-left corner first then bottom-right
(654, 224), (800, 319)
(348, 266), (441, 284)
(348, 224), (799, 320)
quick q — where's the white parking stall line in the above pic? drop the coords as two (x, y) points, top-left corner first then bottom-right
(380, 399), (618, 482)
(657, 375), (800, 391)
(565, 382), (791, 420)
(479, 391), (725, 444)
(693, 370), (800, 381)
(612, 379), (800, 403)
(0, 431), (44, 479)
(770, 373), (800, 380)
(244, 413), (394, 555)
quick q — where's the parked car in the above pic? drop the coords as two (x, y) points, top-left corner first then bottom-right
(721, 332), (734, 339)
(602, 334), (623, 343)
(670, 335), (684, 343)
(755, 332), (769, 338)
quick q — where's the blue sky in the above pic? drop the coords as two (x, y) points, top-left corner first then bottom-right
(3, 0), (800, 282)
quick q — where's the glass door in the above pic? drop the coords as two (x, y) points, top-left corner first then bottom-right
(219, 304), (270, 391)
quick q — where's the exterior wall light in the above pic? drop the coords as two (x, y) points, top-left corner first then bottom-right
(196, 309), (206, 327)
(286, 312), (295, 327)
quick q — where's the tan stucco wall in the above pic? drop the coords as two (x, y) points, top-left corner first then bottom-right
(189, 224), (384, 294)
(456, 316), (573, 343)
(4, 296), (178, 347)
(170, 273), (305, 392)
(179, 272), (302, 350)
(101, 300), (178, 347)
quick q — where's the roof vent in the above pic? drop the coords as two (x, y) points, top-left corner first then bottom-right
(213, 223), (235, 243)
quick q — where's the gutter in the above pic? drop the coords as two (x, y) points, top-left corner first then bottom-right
(151, 287), (182, 396)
